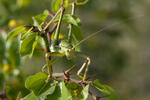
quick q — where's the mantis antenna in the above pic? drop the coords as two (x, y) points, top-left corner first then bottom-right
(73, 14), (145, 49)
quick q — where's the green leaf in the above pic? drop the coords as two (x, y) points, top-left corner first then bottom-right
(76, 0), (89, 5)
(72, 25), (83, 41)
(46, 85), (61, 100)
(53, 14), (81, 26)
(22, 92), (38, 100)
(47, 82), (72, 100)
(6, 25), (25, 41)
(21, 27), (33, 40)
(30, 36), (39, 57)
(66, 82), (83, 98)
(38, 86), (56, 100)
(63, 0), (69, 7)
(93, 80), (119, 100)
(51, 0), (62, 13)
(20, 33), (36, 56)
(80, 85), (89, 100)
(7, 38), (20, 67)
(61, 82), (72, 100)
(32, 10), (49, 29)
(25, 72), (48, 95)
(0, 35), (5, 67)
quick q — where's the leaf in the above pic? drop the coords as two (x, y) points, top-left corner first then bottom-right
(25, 72), (48, 95)
(53, 14), (81, 26)
(72, 25), (83, 41)
(76, 0), (89, 5)
(47, 81), (72, 100)
(20, 33), (36, 56)
(66, 82), (83, 98)
(61, 82), (72, 100)
(63, 0), (69, 7)
(80, 85), (89, 100)
(0, 35), (5, 67)
(46, 85), (61, 100)
(93, 80), (119, 100)
(38, 86), (56, 100)
(21, 27), (33, 40)
(22, 92), (38, 100)
(51, 0), (62, 13)
(30, 36), (39, 57)
(32, 10), (49, 29)
(6, 25), (25, 41)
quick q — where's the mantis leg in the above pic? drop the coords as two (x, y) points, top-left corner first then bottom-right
(76, 53), (91, 81)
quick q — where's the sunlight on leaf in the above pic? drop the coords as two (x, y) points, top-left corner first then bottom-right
(20, 33), (36, 56)
(93, 80), (119, 100)
(6, 25), (25, 41)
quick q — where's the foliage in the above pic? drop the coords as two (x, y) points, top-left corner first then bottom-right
(0, 0), (122, 100)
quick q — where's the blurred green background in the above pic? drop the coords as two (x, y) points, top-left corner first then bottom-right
(0, 0), (150, 100)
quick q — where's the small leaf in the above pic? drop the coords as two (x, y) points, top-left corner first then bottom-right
(93, 80), (119, 100)
(76, 0), (89, 5)
(46, 85), (61, 100)
(22, 92), (38, 100)
(38, 86), (56, 100)
(80, 85), (89, 100)
(20, 33), (36, 56)
(61, 82), (72, 100)
(25, 72), (48, 95)
(32, 10), (49, 29)
(30, 36), (39, 57)
(21, 27), (33, 40)
(51, 0), (62, 13)
(6, 25), (25, 41)
(63, 0), (68, 7)
(66, 82), (83, 98)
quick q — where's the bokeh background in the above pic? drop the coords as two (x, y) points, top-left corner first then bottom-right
(0, 0), (150, 100)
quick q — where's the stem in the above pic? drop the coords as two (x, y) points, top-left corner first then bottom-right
(43, 36), (52, 77)
(68, 3), (76, 43)
(53, 7), (65, 45)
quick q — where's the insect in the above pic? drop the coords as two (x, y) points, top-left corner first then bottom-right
(39, 1), (145, 82)
(24, 0), (145, 82)
(40, 6), (91, 81)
